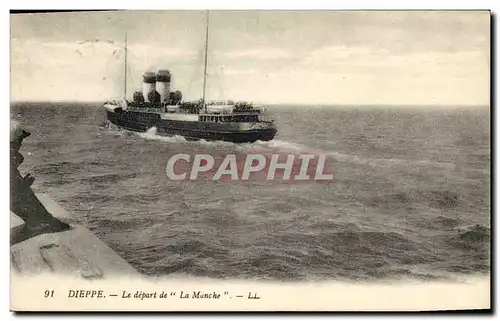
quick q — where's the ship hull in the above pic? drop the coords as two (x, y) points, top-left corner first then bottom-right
(106, 110), (277, 143)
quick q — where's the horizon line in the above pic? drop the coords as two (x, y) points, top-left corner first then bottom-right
(9, 100), (490, 108)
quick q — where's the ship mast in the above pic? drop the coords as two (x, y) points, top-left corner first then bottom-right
(202, 11), (210, 113)
(124, 32), (128, 99)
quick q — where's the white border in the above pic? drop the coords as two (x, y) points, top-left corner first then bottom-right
(4, 1), (500, 10)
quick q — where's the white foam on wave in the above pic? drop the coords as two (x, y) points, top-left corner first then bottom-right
(247, 139), (455, 170)
(325, 150), (455, 170)
(137, 127), (187, 143)
(135, 130), (313, 154)
(198, 138), (237, 149)
(114, 127), (454, 170)
(103, 122), (132, 138)
(253, 139), (310, 152)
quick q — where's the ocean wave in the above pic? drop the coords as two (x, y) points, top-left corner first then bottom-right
(113, 126), (454, 171)
(118, 193), (163, 206)
(458, 224), (490, 244)
(208, 137), (454, 171)
(40, 179), (76, 188)
(90, 217), (155, 232)
(253, 139), (311, 153)
(33, 161), (112, 177)
(364, 188), (462, 212)
(144, 258), (197, 276)
(428, 190), (460, 209)
(442, 224), (491, 254)
(249, 140), (455, 170)
(137, 126), (187, 143)
(327, 230), (418, 252)
(415, 215), (461, 230)
(72, 193), (117, 205)
(326, 150), (456, 170)
(12, 103), (491, 281)
(78, 173), (137, 184)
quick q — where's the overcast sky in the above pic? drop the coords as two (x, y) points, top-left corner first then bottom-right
(10, 10), (490, 105)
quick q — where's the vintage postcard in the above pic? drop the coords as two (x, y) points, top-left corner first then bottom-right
(10, 10), (490, 311)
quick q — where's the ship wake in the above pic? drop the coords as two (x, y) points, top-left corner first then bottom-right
(126, 128), (453, 171)
(137, 127), (187, 143)
(251, 140), (454, 170)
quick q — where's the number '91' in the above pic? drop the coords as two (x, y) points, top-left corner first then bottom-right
(44, 290), (54, 298)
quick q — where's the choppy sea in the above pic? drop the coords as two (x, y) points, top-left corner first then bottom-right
(11, 102), (490, 281)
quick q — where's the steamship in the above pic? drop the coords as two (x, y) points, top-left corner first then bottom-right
(103, 13), (277, 143)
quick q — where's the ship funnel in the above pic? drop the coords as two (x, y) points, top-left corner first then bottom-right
(142, 72), (156, 102)
(156, 70), (171, 103)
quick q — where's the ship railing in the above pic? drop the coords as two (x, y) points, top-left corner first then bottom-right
(200, 111), (262, 116)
